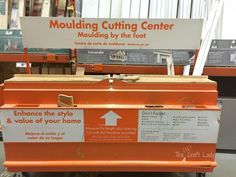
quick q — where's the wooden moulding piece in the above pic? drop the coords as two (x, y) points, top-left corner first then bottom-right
(113, 75), (215, 84)
(57, 94), (75, 107)
(5, 74), (109, 83)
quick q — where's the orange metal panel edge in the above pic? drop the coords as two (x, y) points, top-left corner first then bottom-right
(3, 89), (218, 105)
(3, 142), (217, 172)
(4, 160), (216, 172)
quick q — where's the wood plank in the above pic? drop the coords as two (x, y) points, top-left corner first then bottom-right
(5, 74), (214, 84)
(5, 74), (108, 82)
(115, 75), (214, 83)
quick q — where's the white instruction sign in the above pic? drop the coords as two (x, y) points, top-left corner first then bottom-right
(20, 17), (202, 49)
(138, 110), (221, 143)
(0, 109), (84, 142)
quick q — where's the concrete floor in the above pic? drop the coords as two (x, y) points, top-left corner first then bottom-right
(0, 142), (236, 177)
(0, 142), (5, 175)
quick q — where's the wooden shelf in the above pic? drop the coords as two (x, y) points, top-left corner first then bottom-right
(78, 64), (184, 75)
(78, 64), (236, 77)
(203, 67), (236, 77)
(1, 53), (236, 76)
(0, 53), (70, 63)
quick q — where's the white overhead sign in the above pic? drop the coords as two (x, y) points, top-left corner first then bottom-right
(20, 17), (203, 49)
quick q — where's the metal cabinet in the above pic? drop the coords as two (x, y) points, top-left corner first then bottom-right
(217, 98), (236, 150)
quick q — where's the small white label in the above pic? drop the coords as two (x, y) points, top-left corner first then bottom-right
(16, 62), (32, 68)
(138, 110), (221, 143)
(1, 109), (84, 142)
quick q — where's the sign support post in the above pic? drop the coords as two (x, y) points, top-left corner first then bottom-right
(24, 48), (31, 74)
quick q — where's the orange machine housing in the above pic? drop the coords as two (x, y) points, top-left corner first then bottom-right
(0, 75), (220, 172)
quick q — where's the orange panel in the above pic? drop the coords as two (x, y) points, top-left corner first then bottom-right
(3, 89), (218, 105)
(84, 109), (138, 142)
(93, 64), (104, 72)
(47, 53), (56, 62)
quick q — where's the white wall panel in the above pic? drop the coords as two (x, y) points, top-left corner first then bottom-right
(222, 0), (236, 39)
(139, 0), (149, 18)
(121, 0), (131, 18)
(82, 0), (99, 18)
(99, 0), (111, 18)
(130, 0), (141, 18)
(110, 0), (122, 18)
(178, 0), (191, 18)
(149, 0), (157, 18)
